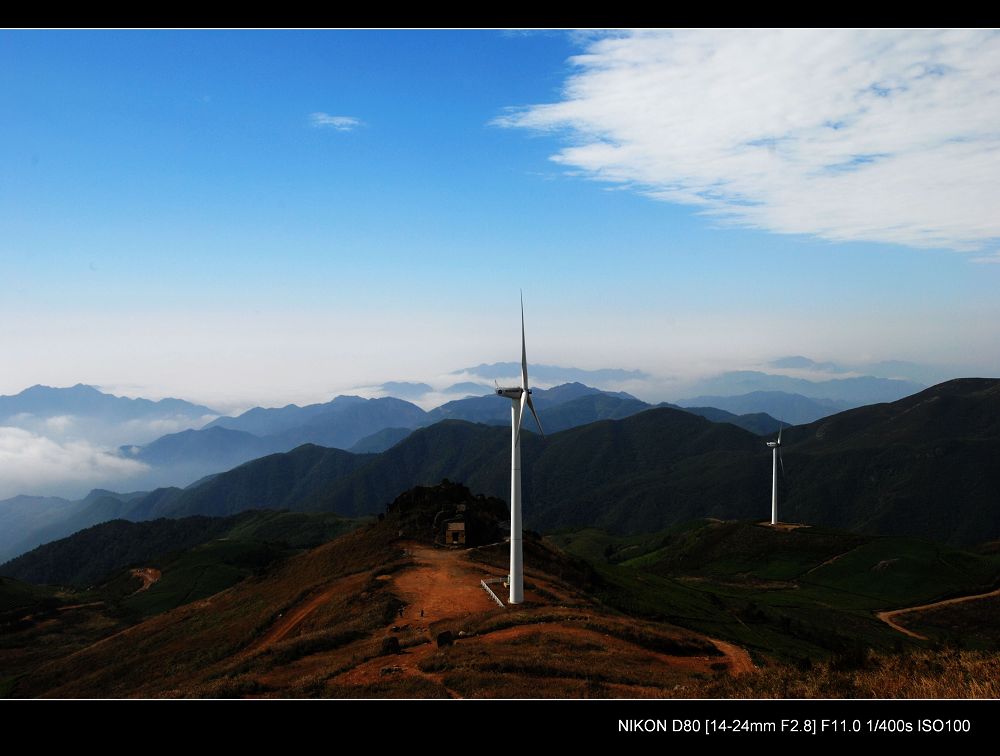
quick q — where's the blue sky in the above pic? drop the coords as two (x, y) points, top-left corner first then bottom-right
(2, 29), (999, 408)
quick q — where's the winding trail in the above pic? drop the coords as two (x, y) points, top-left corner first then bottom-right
(801, 545), (864, 577)
(244, 573), (369, 656)
(324, 543), (753, 696)
(876, 586), (1000, 640)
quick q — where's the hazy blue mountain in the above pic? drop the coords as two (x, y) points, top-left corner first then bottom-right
(0, 384), (217, 422)
(205, 395), (425, 446)
(540, 394), (652, 433)
(454, 362), (649, 385)
(267, 397), (427, 449)
(443, 381), (493, 395)
(122, 426), (280, 472)
(123, 396), (427, 489)
(459, 387), (782, 437)
(679, 391), (851, 425)
(205, 395), (368, 436)
(0, 384), (219, 449)
(0, 495), (80, 563)
(374, 382), (433, 399)
(683, 371), (923, 405)
(0, 489), (150, 563)
(424, 382), (626, 426)
(678, 406), (783, 436)
(348, 427), (413, 453)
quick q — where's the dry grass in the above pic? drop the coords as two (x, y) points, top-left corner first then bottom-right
(699, 649), (1000, 698)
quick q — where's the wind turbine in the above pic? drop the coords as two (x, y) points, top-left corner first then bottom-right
(495, 294), (544, 604)
(766, 425), (785, 525)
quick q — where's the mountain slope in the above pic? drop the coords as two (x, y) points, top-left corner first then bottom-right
(155, 445), (373, 519)
(123, 426), (277, 469)
(134, 378), (1000, 545)
(6, 484), (735, 699)
(0, 496), (81, 564)
(348, 427), (413, 453)
(671, 405), (783, 436)
(0, 509), (362, 587)
(268, 397), (427, 449)
(110, 407), (766, 534)
(777, 378), (1000, 545)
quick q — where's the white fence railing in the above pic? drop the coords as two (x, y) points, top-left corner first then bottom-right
(481, 578), (505, 607)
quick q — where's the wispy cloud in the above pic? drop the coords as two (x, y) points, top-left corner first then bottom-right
(496, 29), (1000, 252)
(310, 112), (363, 131)
(0, 426), (149, 499)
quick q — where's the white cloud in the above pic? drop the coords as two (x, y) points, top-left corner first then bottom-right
(310, 112), (363, 131)
(0, 411), (215, 447)
(43, 415), (76, 434)
(497, 29), (1000, 252)
(0, 426), (149, 499)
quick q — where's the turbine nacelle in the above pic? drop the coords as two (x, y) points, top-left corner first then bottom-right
(496, 386), (529, 400)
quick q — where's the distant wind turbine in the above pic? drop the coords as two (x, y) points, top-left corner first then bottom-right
(766, 425), (785, 525)
(495, 293), (544, 604)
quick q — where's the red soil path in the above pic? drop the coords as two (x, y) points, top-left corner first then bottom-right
(323, 543), (753, 696)
(244, 572), (369, 656)
(129, 567), (161, 594)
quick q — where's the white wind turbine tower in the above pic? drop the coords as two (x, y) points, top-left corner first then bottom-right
(766, 425), (785, 525)
(495, 294), (544, 604)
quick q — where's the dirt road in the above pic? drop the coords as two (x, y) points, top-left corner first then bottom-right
(876, 586), (1000, 640)
(391, 544), (501, 624)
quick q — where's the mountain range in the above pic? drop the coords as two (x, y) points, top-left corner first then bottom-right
(680, 370), (923, 405)
(4, 378), (995, 563)
(115, 382), (783, 491)
(0, 383), (218, 447)
(678, 391), (852, 425)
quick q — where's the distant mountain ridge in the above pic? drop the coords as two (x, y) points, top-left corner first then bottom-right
(679, 391), (851, 425)
(50, 377), (1000, 549)
(119, 382), (782, 491)
(0, 383), (217, 421)
(684, 370), (923, 405)
(0, 382), (784, 560)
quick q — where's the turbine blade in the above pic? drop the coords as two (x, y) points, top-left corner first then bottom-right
(779, 448), (786, 479)
(520, 292), (529, 391)
(778, 424), (783, 444)
(514, 390), (527, 446)
(526, 392), (545, 438)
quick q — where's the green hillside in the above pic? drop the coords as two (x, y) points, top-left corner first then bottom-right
(553, 520), (1000, 659)
(0, 510), (364, 587)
